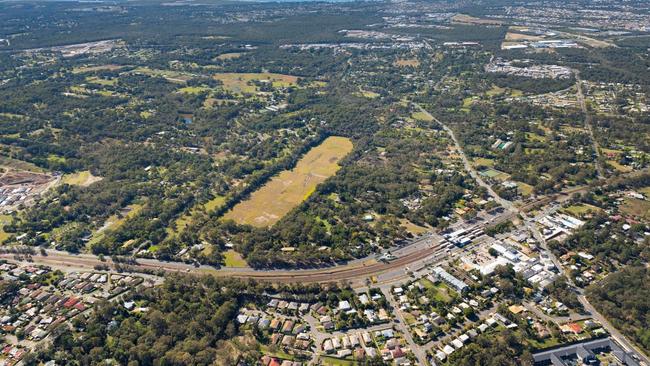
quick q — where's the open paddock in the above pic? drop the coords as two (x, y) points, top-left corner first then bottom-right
(72, 64), (125, 74)
(216, 52), (244, 60)
(223, 136), (353, 227)
(213, 72), (299, 94)
(62, 170), (102, 187)
(394, 58), (420, 67)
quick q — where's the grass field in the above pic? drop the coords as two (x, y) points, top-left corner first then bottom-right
(452, 14), (502, 25)
(356, 90), (380, 99)
(168, 214), (193, 235)
(47, 154), (66, 164)
(473, 157), (495, 168)
(399, 218), (428, 235)
(204, 195), (226, 212)
(480, 168), (509, 180)
(72, 64), (125, 74)
(420, 279), (454, 303)
(620, 198), (650, 220)
(167, 195), (225, 236)
(86, 76), (117, 86)
(560, 125), (586, 134)
(607, 160), (633, 173)
(320, 356), (357, 366)
(223, 250), (247, 267)
(88, 203), (143, 246)
(131, 67), (194, 83)
(403, 312), (417, 325)
(511, 89), (524, 97)
(563, 203), (602, 217)
(224, 136), (353, 227)
(525, 132), (546, 142)
(216, 52), (243, 60)
(213, 73), (299, 94)
(462, 96), (476, 109)
(0, 214), (13, 242)
(177, 85), (211, 94)
(517, 182), (535, 197)
(259, 345), (295, 362)
(411, 111), (433, 122)
(486, 85), (506, 96)
(528, 336), (562, 351)
(394, 58), (420, 67)
(62, 170), (102, 186)
(505, 32), (544, 41)
(0, 156), (46, 173)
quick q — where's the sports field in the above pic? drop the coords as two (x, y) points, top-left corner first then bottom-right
(224, 136), (353, 227)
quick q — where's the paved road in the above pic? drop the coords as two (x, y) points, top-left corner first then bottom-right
(414, 102), (650, 365)
(577, 292), (650, 364)
(382, 287), (430, 366)
(412, 104), (518, 216)
(422, 302), (499, 354)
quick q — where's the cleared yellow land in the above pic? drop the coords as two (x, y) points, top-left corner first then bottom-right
(486, 85), (505, 96)
(620, 198), (650, 220)
(62, 170), (102, 186)
(224, 136), (353, 227)
(131, 67), (193, 83)
(216, 52), (243, 60)
(395, 58), (420, 67)
(607, 160), (633, 173)
(0, 214), (13, 243)
(411, 111), (433, 122)
(72, 64), (125, 74)
(555, 30), (615, 48)
(88, 203), (143, 246)
(223, 250), (247, 267)
(473, 157), (495, 167)
(563, 203), (602, 217)
(399, 218), (428, 235)
(517, 182), (535, 197)
(213, 73), (299, 94)
(505, 32), (544, 41)
(356, 90), (380, 99)
(204, 195), (226, 211)
(452, 14), (502, 25)
(86, 76), (118, 86)
(177, 85), (211, 94)
(0, 157), (46, 173)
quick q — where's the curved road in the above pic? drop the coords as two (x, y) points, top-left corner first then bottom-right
(414, 102), (650, 365)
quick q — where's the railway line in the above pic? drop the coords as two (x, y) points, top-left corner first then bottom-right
(220, 242), (447, 283)
(0, 239), (447, 284)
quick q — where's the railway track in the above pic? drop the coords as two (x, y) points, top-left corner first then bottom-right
(1, 242), (446, 284)
(221, 243), (446, 283)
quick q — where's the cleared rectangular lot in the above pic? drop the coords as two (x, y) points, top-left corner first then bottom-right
(224, 136), (353, 227)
